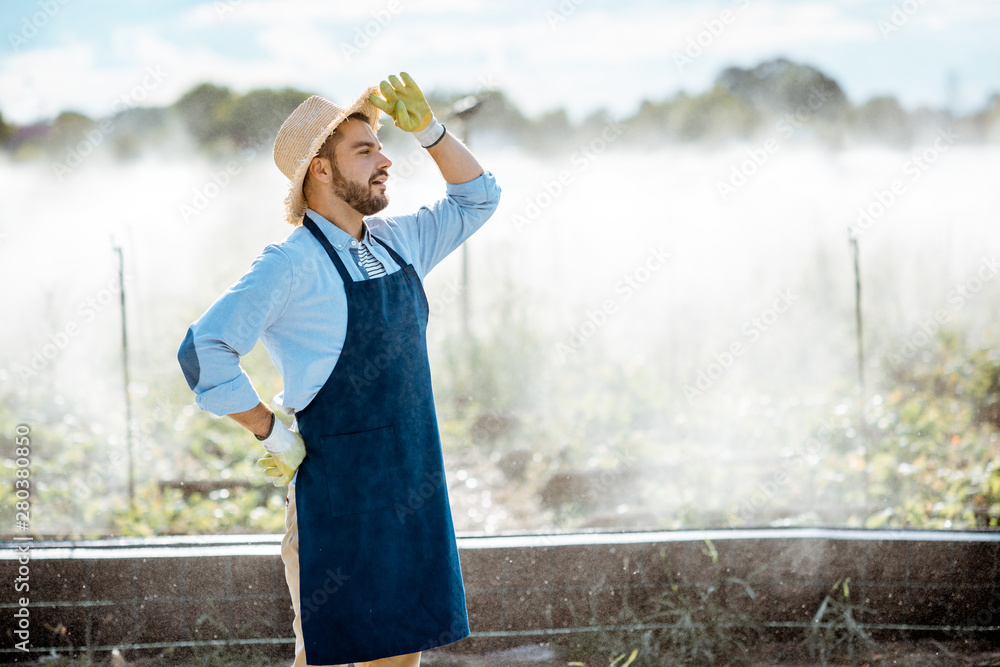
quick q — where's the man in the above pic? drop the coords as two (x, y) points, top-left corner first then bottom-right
(177, 72), (501, 666)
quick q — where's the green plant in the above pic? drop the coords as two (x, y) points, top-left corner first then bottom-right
(645, 540), (764, 665)
(861, 328), (1000, 529)
(567, 648), (639, 667)
(798, 578), (880, 666)
(558, 540), (764, 666)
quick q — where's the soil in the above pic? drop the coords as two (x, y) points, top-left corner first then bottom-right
(426, 639), (1000, 666)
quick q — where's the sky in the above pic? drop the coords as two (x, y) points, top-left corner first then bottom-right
(1, 0), (1000, 124)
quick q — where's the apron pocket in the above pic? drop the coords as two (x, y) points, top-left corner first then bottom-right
(318, 425), (406, 517)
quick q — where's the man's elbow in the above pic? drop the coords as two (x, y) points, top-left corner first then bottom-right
(480, 177), (502, 217)
(177, 326), (201, 391)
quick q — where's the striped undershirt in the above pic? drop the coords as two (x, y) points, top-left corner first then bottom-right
(353, 242), (387, 279)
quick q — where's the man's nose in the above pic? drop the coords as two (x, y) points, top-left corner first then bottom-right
(378, 152), (392, 170)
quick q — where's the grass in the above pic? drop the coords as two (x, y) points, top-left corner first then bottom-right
(555, 540), (765, 666)
(796, 578), (879, 666)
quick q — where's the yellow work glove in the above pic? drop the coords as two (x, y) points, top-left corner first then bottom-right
(369, 72), (447, 147)
(256, 453), (291, 487)
(368, 72), (433, 132)
(254, 416), (306, 487)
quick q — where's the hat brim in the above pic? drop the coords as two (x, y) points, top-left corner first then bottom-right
(282, 86), (383, 226)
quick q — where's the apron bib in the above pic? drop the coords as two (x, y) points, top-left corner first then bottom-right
(293, 214), (468, 664)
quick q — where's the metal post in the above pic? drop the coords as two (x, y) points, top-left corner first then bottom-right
(445, 96), (482, 341)
(454, 122), (471, 341)
(849, 230), (865, 396)
(848, 229), (871, 510)
(114, 243), (135, 511)
(461, 240), (470, 339)
(459, 122), (471, 340)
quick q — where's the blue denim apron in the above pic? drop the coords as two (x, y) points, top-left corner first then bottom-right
(293, 214), (468, 664)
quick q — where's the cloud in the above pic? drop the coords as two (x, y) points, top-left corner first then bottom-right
(2, 0), (999, 124)
(180, 0), (491, 30)
(0, 42), (112, 121)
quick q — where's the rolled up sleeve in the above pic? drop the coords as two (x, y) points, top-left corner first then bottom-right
(177, 245), (293, 417)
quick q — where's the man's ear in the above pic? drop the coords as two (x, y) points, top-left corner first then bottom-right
(308, 156), (332, 185)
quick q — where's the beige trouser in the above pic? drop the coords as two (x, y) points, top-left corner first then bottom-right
(282, 479), (422, 667)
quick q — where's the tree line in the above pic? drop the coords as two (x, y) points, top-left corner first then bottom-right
(2, 58), (999, 162)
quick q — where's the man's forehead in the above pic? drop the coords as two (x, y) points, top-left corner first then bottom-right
(337, 118), (379, 144)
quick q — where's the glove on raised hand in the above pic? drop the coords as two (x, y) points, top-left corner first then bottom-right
(368, 72), (445, 147)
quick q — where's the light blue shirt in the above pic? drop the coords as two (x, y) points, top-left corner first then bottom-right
(178, 172), (501, 417)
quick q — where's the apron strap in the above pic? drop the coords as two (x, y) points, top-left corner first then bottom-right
(369, 234), (411, 268)
(303, 213), (354, 284)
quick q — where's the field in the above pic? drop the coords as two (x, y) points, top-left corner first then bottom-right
(2, 138), (999, 536)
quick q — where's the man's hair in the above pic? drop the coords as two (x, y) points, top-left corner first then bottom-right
(315, 112), (372, 165)
(303, 112), (371, 199)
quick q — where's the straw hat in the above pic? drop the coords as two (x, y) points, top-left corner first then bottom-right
(273, 88), (382, 225)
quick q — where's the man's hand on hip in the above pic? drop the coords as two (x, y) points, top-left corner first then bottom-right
(255, 415), (306, 487)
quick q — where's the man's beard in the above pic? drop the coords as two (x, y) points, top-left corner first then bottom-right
(330, 165), (389, 216)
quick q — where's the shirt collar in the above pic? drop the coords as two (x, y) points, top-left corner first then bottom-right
(304, 208), (374, 250)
